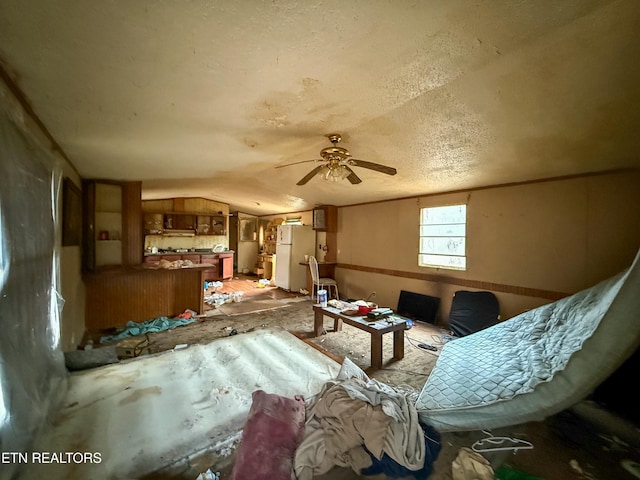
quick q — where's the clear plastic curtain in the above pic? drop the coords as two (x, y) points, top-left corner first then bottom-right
(0, 109), (67, 475)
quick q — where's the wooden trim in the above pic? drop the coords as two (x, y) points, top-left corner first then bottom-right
(173, 198), (186, 212)
(337, 263), (570, 301)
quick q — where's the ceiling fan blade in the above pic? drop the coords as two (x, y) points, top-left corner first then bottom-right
(344, 166), (362, 184)
(349, 159), (397, 176)
(275, 159), (322, 169)
(297, 165), (327, 185)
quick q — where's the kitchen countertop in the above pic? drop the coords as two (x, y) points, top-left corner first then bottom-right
(144, 250), (234, 256)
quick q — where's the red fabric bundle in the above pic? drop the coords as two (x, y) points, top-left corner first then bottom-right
(230, 390), (306, 480)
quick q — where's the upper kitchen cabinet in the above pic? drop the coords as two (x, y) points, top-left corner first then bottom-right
(312, 205), (337, 232)
(83, 180), (142, 272)
(141, 197), (229, 236)
(196, 215), (226, 235)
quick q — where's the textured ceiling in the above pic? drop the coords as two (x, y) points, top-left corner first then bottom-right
(1, 0), (639, 215)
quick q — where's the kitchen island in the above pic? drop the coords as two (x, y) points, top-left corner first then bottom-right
(143, 250), (234, 281)
(85, 251), (234, 331)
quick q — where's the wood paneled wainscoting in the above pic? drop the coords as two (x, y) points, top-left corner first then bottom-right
(84, 266), (211, 331)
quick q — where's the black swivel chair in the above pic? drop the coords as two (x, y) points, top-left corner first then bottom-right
(448, 290), (500, 337)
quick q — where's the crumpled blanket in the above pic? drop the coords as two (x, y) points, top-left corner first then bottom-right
(294, 358), (427, 479)
(99, 315), (196, 343)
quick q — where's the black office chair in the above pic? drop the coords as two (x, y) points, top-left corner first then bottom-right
(448, 290), (500, 337)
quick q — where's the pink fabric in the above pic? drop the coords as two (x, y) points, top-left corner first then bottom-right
(230, 390), (306, 480)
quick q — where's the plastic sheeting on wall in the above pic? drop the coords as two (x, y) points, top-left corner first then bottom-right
(0, 107), (67, 478)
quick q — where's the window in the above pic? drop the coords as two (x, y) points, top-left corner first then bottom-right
(419, 204), (466, 270)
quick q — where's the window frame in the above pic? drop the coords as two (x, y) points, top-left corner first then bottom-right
(418, 203), (467, 271)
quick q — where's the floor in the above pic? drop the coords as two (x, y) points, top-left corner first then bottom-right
(84, 274), (640, 480)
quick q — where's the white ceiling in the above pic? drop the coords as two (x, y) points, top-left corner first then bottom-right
(1, 1), (639, 215)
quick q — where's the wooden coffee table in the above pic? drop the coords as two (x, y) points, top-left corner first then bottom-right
(312, 305), (408, 370)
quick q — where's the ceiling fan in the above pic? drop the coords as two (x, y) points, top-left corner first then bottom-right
(276, 134), (397, 185)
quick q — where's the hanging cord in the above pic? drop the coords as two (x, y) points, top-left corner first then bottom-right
(471, 430), (534, 453)
(405, 332), (439, 352)
(133, 334), (151, 357)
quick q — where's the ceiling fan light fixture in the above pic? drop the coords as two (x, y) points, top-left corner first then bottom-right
(276, 133), (396, 185)
(323, 165), (350, 182)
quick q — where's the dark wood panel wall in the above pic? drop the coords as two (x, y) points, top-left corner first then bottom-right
(85, 268), (204, 331)
(122, 181), (143, 266)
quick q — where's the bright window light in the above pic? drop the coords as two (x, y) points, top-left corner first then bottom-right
(0, 206), (8, 426)
(418, 204), (467, 270)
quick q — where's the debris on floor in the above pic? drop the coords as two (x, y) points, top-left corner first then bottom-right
(195, 469), (220, 480)
(205, 291), (244, 307)
(115, 335), (152, 359)
(204, 280), (223, 291)
(64, 345), (119, 371)
(451, 447), (494, 480)
(99, 311), (198, 343)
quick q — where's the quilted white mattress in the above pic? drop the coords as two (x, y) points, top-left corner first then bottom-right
(416, 250), (640, 432)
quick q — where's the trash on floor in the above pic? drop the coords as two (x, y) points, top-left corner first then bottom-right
(195, 469), (220, 480)
(205, 281), (224, 291)
(205, 291), (244, 307)
(451, 447), (494, 480)
(177, 309), (197, 319)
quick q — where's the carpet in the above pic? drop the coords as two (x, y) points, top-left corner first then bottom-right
(218, 298), (290, 316)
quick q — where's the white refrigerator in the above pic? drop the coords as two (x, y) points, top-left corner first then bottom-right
(275, 225), (316, 292)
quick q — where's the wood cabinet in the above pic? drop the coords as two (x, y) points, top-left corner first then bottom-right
(196, 215), (226, 235)
(219, 253), (234, 280)
(199, 254), (218, 264)
(144, 255), (161, 265)
(199, 255), (219, 282)
(83, 180), (142, 272)
(163, 213), (196, 231)
(142, 198), (229, 236)
(313, 205), (337, 232)
(142, 207), (227, 236)
(143, 213), (163, 234)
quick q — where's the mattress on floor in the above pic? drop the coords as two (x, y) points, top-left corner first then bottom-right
(22, 327), (341, 480)
(416, 250), (640, 432)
